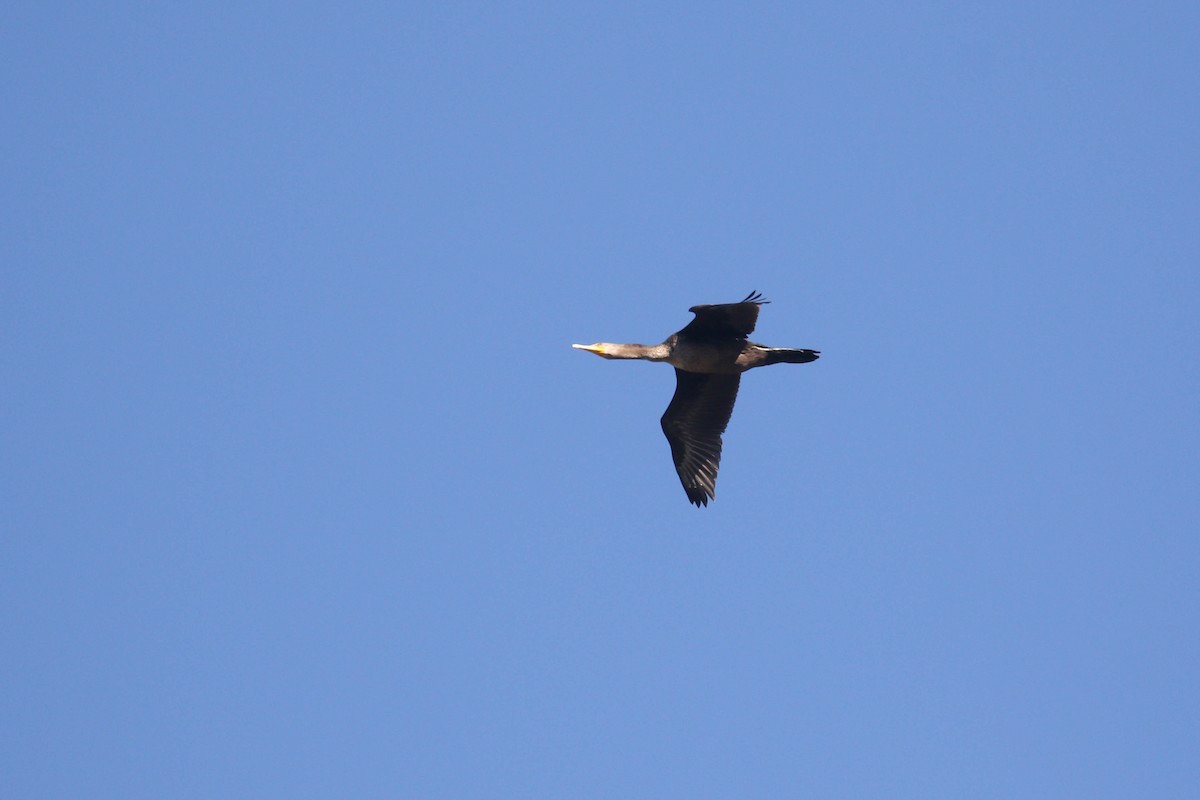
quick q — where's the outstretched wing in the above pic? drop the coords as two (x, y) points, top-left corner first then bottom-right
(660, 369), (742, 506)
(677, 291), (768, 340)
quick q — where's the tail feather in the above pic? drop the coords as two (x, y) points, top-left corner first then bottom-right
(763, 347), (820, 365)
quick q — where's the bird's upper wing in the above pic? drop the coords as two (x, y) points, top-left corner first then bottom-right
(660, 369), (742, 506)
(677, 291), (767, 340)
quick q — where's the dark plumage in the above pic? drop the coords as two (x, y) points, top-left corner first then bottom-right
(573, 292), (819, 506)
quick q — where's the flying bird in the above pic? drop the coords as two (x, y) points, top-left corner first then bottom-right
(573, 291), (819, 506)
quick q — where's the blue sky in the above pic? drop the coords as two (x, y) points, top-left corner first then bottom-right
(3, 3), (1198, 797)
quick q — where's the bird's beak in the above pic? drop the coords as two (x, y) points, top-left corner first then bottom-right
(572, 343), (606, 355)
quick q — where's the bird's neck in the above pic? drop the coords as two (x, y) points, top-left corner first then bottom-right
(599, 342), (671, 361)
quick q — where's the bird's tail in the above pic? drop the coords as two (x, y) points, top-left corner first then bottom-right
(762, 347), (820, 365)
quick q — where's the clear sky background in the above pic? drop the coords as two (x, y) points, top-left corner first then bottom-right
(4, 3), (1198, 798)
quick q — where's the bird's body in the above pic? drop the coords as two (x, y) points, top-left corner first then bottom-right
(573, 292), (819, 506)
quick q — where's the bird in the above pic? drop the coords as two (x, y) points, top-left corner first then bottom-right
(573, 291), (819, 506)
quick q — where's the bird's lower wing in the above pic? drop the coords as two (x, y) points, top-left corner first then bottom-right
(660, 370), (741, 506)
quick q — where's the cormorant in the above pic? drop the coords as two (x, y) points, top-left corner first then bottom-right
(573, 291), (819, 506)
